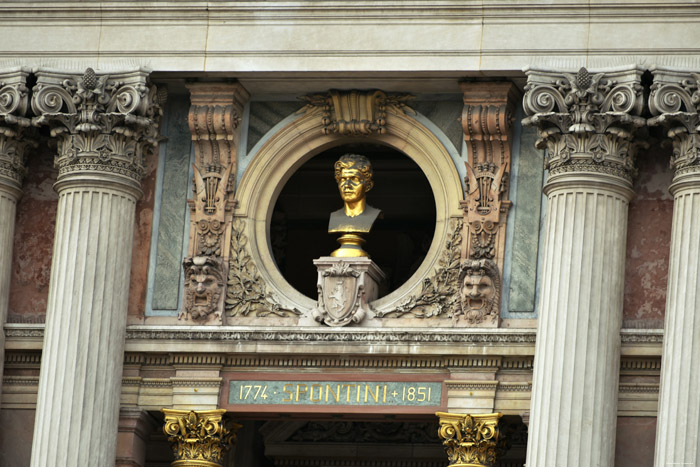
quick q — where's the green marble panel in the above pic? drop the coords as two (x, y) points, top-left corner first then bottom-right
(412, 100), (463, 153)
(247, 101), (304, 154)
(508, 126), (544, 313)
(151, 95), (192, 310)
(229, 380), (442, 407)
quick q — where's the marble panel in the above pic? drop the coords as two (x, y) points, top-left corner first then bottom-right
(412, 100), (463, 157)
(615, 417), (656, 467)
(246, 101), (304, 155)
(0, 408), (34, 467)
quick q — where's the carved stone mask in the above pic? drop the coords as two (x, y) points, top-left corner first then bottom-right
(461, 274), (495, 312)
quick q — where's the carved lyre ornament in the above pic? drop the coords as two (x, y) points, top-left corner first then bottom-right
(0, 68), (34, 193)
(299, 89), (414, 136)
(459, 82), (519, 327)
(648, 68), (700, 180)
(436, 412), (503, 467)
(522, 66), (645, 183)
(162, 409), (241, 467)
(181, 83), (249, 323)
(31, 67), (164, 190)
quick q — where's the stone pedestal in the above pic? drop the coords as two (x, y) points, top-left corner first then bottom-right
(522, 66), (644, 466)
(311, 257), (384, 326)
(649, 68), (700, 466)
(29, 68), (162, 466)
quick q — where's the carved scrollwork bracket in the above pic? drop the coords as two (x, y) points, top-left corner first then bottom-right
(436, 411), (503, 467)
(299, 89), (415, 136)
(31, 67), (165, 194)
(459, 82), (519, 327)
(522, 66), (645, 187)
(0, 68), (35, 196)
(648, 67), (700, 186)
(162, 409), (241, 467)
(181, 83), (249, 323)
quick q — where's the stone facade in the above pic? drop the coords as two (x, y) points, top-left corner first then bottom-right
(0, 2), (697, 467)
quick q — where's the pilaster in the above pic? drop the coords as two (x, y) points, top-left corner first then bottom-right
(648, 67), (700, 466)
(522, 66), (645, 466)
(162, 409), (240, 467)
(0, 67), (34, 403)
(436, 412), (502, 467)
(29, 67), (163, 466)
(458, 82), (520, 327)
(181, 83), (249, 324)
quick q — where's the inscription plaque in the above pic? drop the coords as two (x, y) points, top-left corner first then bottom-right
(229, 380), (442, 407)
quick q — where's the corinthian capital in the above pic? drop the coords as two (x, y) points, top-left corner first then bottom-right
(648, 67), (700, 182)
(162, 409), (240, 467)
(522, 66), (645, 186)
(31, 67), (165, 195)
(0, 68), (35, 196)
(436, 411), (502, 467)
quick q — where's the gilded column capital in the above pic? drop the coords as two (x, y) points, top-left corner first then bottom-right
(31, 67), (165, 197)
(0, 67), (35, 198)
(458, 82), (520, 327)
(648, 67), (700, 193)
(522, 66), (645, 197)
(436, 411), (502, 467)
(162, 409), (240, 467)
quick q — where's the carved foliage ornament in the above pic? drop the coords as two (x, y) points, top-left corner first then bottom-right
(299, 89), (414, 136)
(648, 71), (700, 174)
(0, 69), (35, 188)
(522, 67), (645, 181)
(225, 219), (300, 317)
(162, 409), (240, 467)
(436, 412), (502, 467)
(31, 67), (165, 183)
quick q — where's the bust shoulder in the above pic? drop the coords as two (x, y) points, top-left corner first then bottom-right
(328, 205), (382, 233)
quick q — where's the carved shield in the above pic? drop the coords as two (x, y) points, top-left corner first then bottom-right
(322, 274), (359, 326)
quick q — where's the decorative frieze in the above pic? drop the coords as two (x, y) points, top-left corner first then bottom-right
(181, 83), (248, 323)
(31, 67), (164, 192)
(458, 83), (519, 327)
(523, 66), (645, 185)
(162, 409), (240, 467)
(299, 89), (414, 136)
(436, 412), (502, 467)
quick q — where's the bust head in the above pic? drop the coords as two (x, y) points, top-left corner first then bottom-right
(334, 154), (374, 205)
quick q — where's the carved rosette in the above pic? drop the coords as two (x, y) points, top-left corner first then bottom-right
(522, 66), (645, 191)
(31, 67), (164, 196)
(436, 412), (503, 467)
(0, 68), (35, 196)
(648, 68), (700, 187)
(162, 409), (240, 467)
(459, 83), (519, 327)
(299, 89), (414, 135)
(182, 83), (249, 323)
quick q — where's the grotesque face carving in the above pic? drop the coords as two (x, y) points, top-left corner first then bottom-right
(458, 259), (500, 325)
(182, 257), (224, 321)
(461, 274), (495, 312)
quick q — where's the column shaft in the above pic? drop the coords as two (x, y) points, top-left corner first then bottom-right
(31, 186), (136, 466)
(528, 183), (629, 466)
(0, 187), (20, 400)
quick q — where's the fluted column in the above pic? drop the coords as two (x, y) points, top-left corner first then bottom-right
(649, 68), (700, 466)
(522, 66), (645, 466)
(0, 68), (33, 402)
(29, 68), (163, 466)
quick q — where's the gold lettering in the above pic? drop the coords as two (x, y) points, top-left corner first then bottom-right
(341, 384), (355, 402)
(282, 384), (293, 402)
(382, 385), (387, 403)
(310, 384), (323, 402)
(364, 384), (380, 403)
(326, 384), (340, 403)
(295, 384), (308, 402)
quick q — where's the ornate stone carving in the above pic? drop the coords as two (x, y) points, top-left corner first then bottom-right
(162, 409), (240, 467)
(31, 67), (164, 190)
(522, 66), (645, 184)
(299, 89), (414, 135)
(225, 219), (300, 317)
(648, 68), (700, 178)
(376, 219), (462, 319)
(181, 256), (226, 322)
(288, 421), (439, 444)
(458, 83), (518, 327)
(311, 258), (385, 326)
(436, 412), (502, 467)
(0, 68), (35, 193)
(457, 259), (500, 326)
(182, 83), (249, 323)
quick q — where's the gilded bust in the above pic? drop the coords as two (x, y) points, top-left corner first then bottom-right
(328, 154), (382, 257)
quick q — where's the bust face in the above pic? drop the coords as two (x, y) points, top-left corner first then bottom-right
(337, 167), (368, 204)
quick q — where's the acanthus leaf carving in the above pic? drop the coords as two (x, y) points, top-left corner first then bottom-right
(436, 412), (503, 467)
(0, 69), (36, 190)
